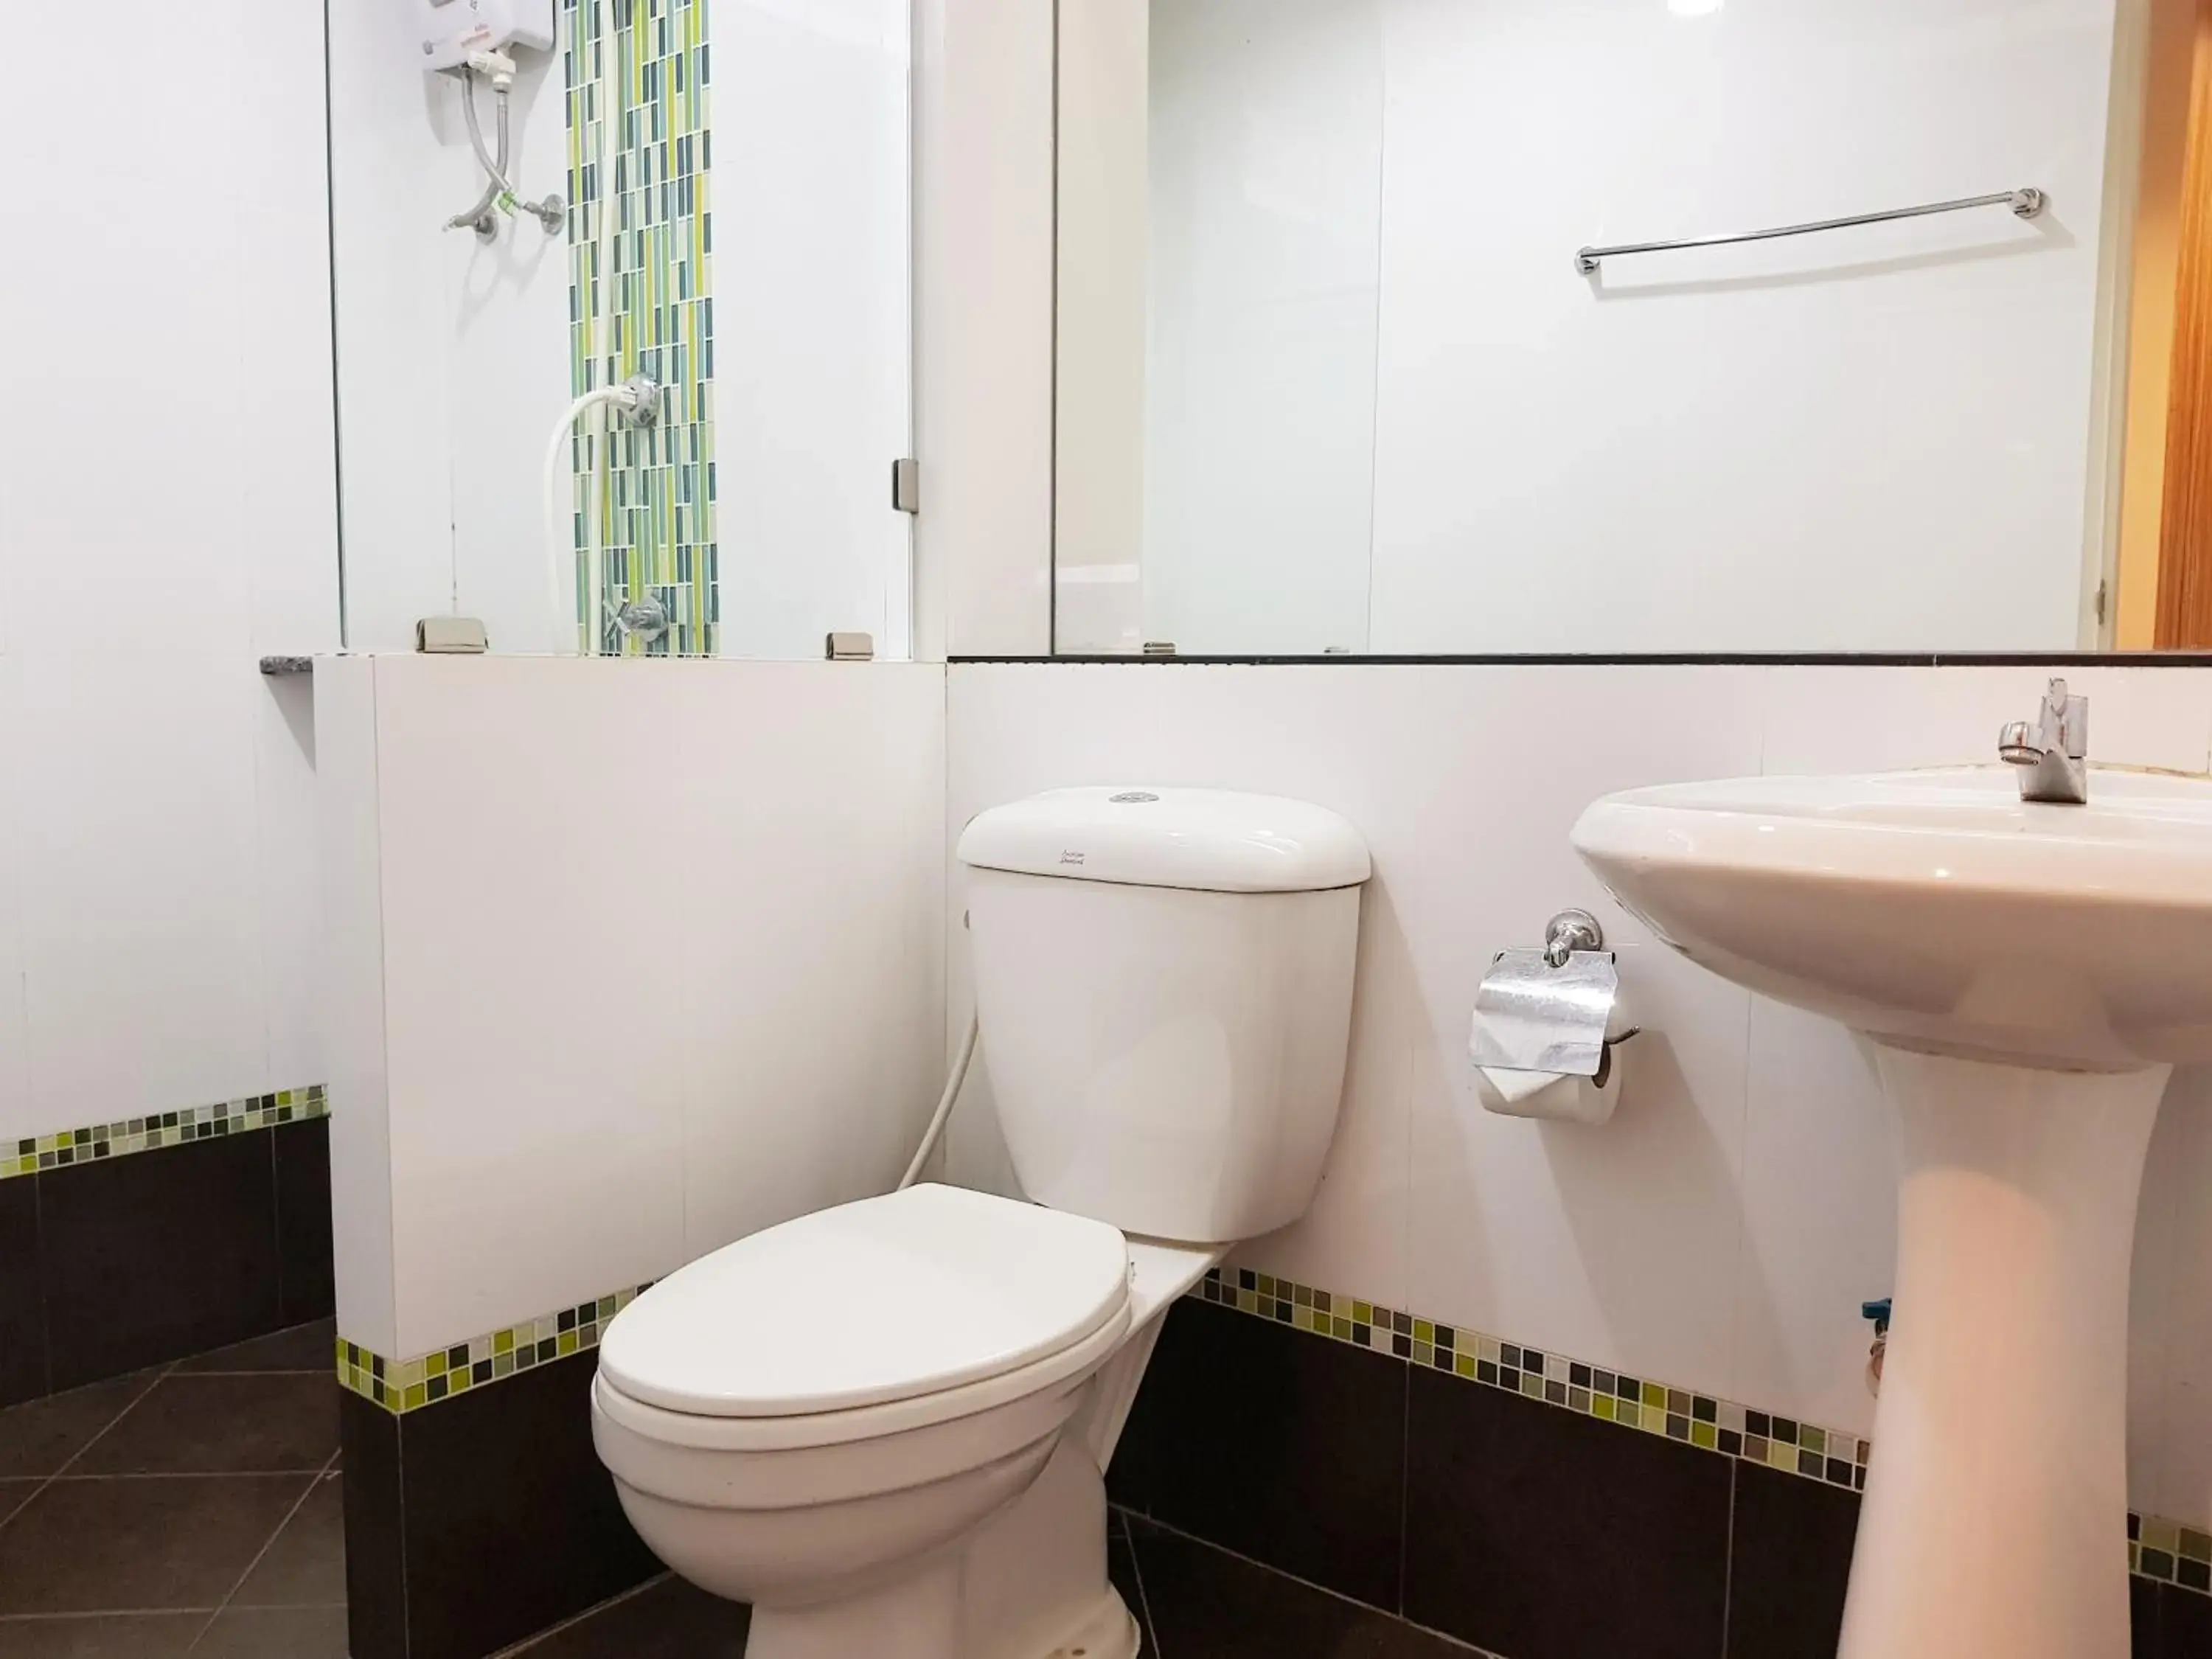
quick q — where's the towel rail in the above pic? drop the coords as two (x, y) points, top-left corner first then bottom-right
(1576, 187), (2045, 276)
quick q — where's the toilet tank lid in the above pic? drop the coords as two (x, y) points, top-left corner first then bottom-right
(957, 787), (1371, 894)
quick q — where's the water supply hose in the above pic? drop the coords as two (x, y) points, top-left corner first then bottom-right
(899, 1015), (981, 1191)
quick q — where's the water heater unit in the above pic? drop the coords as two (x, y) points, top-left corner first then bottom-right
(419, 0), (555, 71)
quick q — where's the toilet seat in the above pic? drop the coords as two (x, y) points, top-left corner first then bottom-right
(598, 1184), (1133, 1431)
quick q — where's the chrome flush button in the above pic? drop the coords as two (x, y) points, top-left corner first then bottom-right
(1110, 791), (1160, 804)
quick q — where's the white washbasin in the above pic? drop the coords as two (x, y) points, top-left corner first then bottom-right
(1572, 758), (2210, 1659)
(1572, 765), (2212, 1071)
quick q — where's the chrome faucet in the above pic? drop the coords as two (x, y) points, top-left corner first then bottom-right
(1998, 678), (2089, 804)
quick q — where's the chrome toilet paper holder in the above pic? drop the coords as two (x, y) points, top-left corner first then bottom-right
(1470, 911), (1637, 1079)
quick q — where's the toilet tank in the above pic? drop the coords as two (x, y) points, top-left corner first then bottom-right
(956, 787), (1371, 1244)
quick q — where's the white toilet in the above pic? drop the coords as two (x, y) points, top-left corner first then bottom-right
(591, 787), (1371, 1659)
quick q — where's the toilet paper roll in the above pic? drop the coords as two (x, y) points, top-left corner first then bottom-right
(1476, 1037), (1630, 1127)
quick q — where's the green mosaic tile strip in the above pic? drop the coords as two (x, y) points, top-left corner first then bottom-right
(1, 1085), (328, 1182)
(2135, 1514), (2212, 1597)
(1198, 1267), (2212, 1599)
(563, 0), (717, 658)
(338, 1282), (653, 1416)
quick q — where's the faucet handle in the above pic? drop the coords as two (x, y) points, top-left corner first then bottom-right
(2044, 678), (2087, 759)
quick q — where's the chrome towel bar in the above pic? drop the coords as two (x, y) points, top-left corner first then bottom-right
(1576, 187), (2045, 276)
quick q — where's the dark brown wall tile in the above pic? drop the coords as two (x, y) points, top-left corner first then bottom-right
(2135, 1575), (2163, 1659)
(340, 1388), (407, 1659)
(0, 1178), (46, 1407)
(1404, 1367), (1730, 1659)
(2166, 1584), (2212, 1659)
(1726, 1460), (1860, 1659)
(1110, 1298), (1408, 1612)
(38, 1133), (280, 1389)
(274, 1120), (335, 1325)
(399, 1348), (659, 1659)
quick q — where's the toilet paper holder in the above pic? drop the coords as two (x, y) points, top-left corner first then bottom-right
(1470, 911), (1637, 1079)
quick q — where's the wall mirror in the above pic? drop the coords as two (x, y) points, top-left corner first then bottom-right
(1053, 0), (2212, 657)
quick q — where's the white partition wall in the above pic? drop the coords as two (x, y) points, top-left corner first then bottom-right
(320, 656), (945, 1363)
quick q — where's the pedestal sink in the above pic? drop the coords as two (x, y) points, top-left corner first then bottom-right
(1571, 765), (2212, 1659)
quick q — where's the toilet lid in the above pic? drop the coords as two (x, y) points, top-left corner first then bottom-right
(597, 1184), (1133, 1418)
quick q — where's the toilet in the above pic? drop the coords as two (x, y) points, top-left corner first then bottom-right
(591, 787), (1371, 1659)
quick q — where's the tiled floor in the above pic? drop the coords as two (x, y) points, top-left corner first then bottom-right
(1114, 1512), (1493, 1658)
(0, 1332), (1487, 1659)
(0, 1321), (344, 1658)
(484, 1507), (1490, 1659)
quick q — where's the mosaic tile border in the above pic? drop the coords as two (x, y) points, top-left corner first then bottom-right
(338, 1282), (653, 1416)
(1197, 1267), (2212, 1599)
(1, 1085), (328, 1182)
(562, 0), (717, 658)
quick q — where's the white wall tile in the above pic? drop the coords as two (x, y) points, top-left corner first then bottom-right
(674, 663), (947, 1255)
(1731, 1003), (1896, 1439)
(255, 677), (324, 1092)
(371, 658), (691, 1357)
(327, 658), (948, 1358)
(2126, 1065), (2195, 1523)
(12, 660), (269, 1127)
(714, 0), (916, 660)
(1394, 668), (1764, 1398)
(233, 0), (344, 662)
(2136, 1068), (2212, 1526)
(913, 0), (1057, 658)
(0, 668), (29, 1142)
(325, 0), (464, 652)
(316, 658), (399, 1359)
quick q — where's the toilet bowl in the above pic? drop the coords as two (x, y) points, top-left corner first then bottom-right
(594, 787), (1372, 1659)
(591, 1184), (1221, 1659)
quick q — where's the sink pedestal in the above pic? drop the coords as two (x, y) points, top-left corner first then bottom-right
(1840, 1047), (2168, 1659)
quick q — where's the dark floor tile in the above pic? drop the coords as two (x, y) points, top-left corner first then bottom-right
(511, 1577), (749, 1658)
(1725, 1461), (1860, 1659)
(0, 1475), (311, 1615)
(0, 1481), (38, 1527)
(271, 1121), (333, 1326)
(338, 1394), (403, 1659)
(0, 1180), (46, 1408)
(175, 1321), (334, 1376)
(1404, 1368), (1730, 1659)
(2166, 1584), (2212, 1659)
(1107, 1516), (1150, 1651)
(72, 1376), (335, 1476)
(0, 1613), (209, 1658)
(0, 1372), (161, 1480)
(1132, 1519), (1468, 1658)
(190, 1607), (348, 1659)
(38, 1134), (280, 1391)
(399, 1349), (661, 1659)
(1110, 1298), (1408, 1611)
(229, 1473), (343, 1608)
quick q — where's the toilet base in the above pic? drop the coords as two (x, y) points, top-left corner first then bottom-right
(746, 1580), (1138, 1659)
(1037, 1590), (1142, 1659)
(740, 1437), (1136, 1659)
